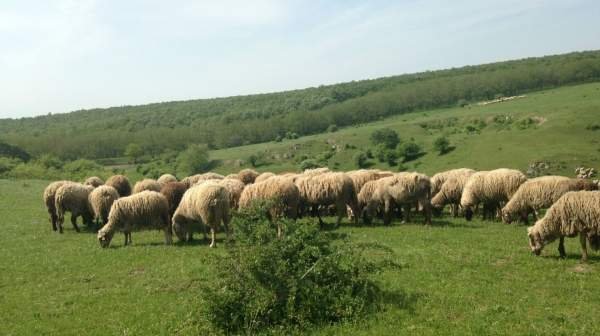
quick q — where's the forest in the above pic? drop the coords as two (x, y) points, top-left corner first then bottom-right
(1, 50), (600, 160)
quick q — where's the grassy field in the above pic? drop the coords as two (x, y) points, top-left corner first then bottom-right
(2, 179), (600, 335)
(210, 82), (600, 176)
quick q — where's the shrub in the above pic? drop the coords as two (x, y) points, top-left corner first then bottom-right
(399, 142), (422, 162)
(327, 124), (338, 132)
(353, 152), (368, 168)
(0, 157), (22, 175)
(37, 154), (63, 170)
(299, 159), (321, 171)
(124, 143), (143, 163)
(585, 123), (600, 131)
(370, 128), (400, 149)
(176, 144), (210, 177)
(433, 136), (451, 155)
(204, 202), (398, 334)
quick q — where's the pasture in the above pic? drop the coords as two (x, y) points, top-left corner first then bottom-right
(2, 179), (600, 335)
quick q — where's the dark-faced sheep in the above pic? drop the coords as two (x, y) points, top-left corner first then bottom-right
(172, 183), (231, 247)
(55, 183), (95, 233)
(97, 191), (172, 247)
(43, 180), (75, 231)
(527, 191), (600, 262)
(105, 175), (132, 197)
(460, 169), (526, 221)
(83, 176), (104, 188)
(237, 169), (260, 185)
(502, 176), (598, 224)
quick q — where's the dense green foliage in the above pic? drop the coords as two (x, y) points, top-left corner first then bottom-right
(206, 202), (397, 333)
(2, 51), (600, 160)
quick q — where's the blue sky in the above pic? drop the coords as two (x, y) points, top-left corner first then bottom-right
(1, 0), (599, 118)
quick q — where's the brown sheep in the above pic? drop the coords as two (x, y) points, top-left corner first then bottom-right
(105, 175), (132, 197)
(132, 178), (162, 194)
(160, 182), (188, 218)
(238, 168), (260, 185)
(83, 176), (104, 188)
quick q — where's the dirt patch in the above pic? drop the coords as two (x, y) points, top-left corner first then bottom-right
(570, 264), (592, 274)
(531, 116), (547, 125)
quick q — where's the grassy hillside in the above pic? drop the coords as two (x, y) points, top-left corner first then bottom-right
(3, 180), (600, 335)
(210, 82), (600, 177)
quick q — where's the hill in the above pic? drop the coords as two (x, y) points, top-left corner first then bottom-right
(1, 50), (600, 161)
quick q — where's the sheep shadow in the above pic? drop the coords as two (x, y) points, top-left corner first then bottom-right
(430, 219), (486, 229)
(541, 253), (600, 263)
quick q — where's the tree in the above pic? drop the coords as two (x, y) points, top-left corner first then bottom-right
(399, 142), (422, 162)
(370, 128), (400, 149)
(353, 152), (368, 168)
(433, 136), (451, 155)
(176, 144), (209, 177)
(124, 143), (143, 163)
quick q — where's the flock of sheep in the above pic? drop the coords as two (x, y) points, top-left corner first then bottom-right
(43, 167), (600, 261)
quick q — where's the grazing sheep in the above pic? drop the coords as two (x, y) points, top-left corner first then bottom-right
(157, 173), (177, 186)
(502, 176), (599, 224)
(347, 169), (394, 194)
(254, 172), (276, 183)
(181, 172), (224, 188)
(217, 178), (246, 209)
(88, 185), (119, 227)
(356, 179), (383, 224)
(460, 169), (527, 221)
(239, 176), (300, 236)
(97, 191), (172, 247)
(160, 182), (188, 218)
(132, 178), (162, 194)
(430, 168), (476, 196)
(172, 183), (231, 247)
(43, 180), (75, 231)
(365, 173), (432, 225)
(527, 191), (600, 262)
(225, 173), (241, 180)
(302, 167), (331, 176)
(238, 169), (259, 185)
(83, 176), (104, 188)
(431, 170), (476, 217)
(295, 172), (359, 227)
(105, 175), (132, 197)
(55, 183), (95, 233)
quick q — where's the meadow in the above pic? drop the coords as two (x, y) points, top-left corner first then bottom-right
(2, 179), (600, 335)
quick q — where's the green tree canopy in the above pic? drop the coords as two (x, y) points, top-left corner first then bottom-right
(370, 128), (400, 149)
(176, 144), (210, 177)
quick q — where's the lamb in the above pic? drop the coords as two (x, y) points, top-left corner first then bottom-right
(181, 172), (224, 188)
(430, 168), (476, 196)
(105, 175), (132, 197)
(43, 180), (75, 231)
(55, 183), (95, 233)
(294, 172), (359, 227)
(132, 178), (162, 194)
(83, 176), (104, 188)
(431, 170), (476, 217)
(88, 185), (119, 227)
(97, 191), (172, 247)
(160, 182), (188, 218)
(237, 168), (259, 185)
(254, 172), (276, 183)
(527, 191), (600, 262)
(239, 176), (300, 236)
(157, 173), (178, 186)
(460, 169), (527, 221)
(172, 183), (231, 247)
(502, 176), (599, 224)
(365, 173), (432, 225)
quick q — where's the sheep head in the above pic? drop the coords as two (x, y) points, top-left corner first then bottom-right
(527, 226), (544, 256)
(97, 226), (114, 248)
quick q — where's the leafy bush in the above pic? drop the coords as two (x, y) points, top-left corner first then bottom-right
(37, 154), (63, 170)
(370, 128), (400, 149)
(0, 142), (30, 162)
(299, 159), (321, 170)
(353, 152), (369, 168)
(585, 123), (600, 131)
(0, 157), (22, 175)
(204, 203), (398, 334)
(124, 143), (143, 163)
(433, 136), (451, 155)
(176, 144), (210, 177)
(399, 142), (423, 162)
(327, 124), (338, 132)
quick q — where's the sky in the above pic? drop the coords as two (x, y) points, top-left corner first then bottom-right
(1, 0), (599, 118)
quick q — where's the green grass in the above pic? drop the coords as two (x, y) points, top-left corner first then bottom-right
(2, 179), (600, 335)
(210, 82), (600, 176)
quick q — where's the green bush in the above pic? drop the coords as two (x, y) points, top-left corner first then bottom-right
(176, 144), (210, 177)
(204, 203), (398, 334)
(327, 124), (338, 132)
(370, 128), (400, 149)
(433, 136), (451, 155)
(299, 159), (321, 171)
(353, 152), (369, 168)
(399, 142), (423, 162)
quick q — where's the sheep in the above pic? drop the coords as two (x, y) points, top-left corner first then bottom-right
(88, 185), (119, 227)
(431, 170), (476, 217)
(302, 167), (331, 176)
(43, 180), (75, 231)
(502, 176), (599, 224)
(105, 175), (132, 197)
(225, 173), (241, 180)
(239, 176), (300, 236)
(365, 172), (432, 225)
(294, 172), (359, 227)
(217, 178), (246, 209)
(160, 182), (188, 218)
(356, 179), (383, 224)
(132, 178), (162, 194)
(254, 172), (276, 183)
(430, 168), (476, 196)
(460, 169), (527, 221)
(238, 168), (259, 185)
(157, 173), (177, 186)
(181, 172), (224, 188)
(527, 191), (600, 262)
(55, 183), (95, 233)
(172, 183), (231, 247)
(347, 169), (394, 194)
(97, 191), (172, 248)
(83, 176), (104, 188)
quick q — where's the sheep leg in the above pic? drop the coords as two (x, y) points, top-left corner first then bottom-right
(209, 227), (216, 248)
(558, 236), (566, 258)
(70, 215), (80, 233)
(383, 200), (392, 226)
(580, 233), (588, 263)
(402, 204), (411, 223)
(48, 210), (58, 231)
(451, 204), (459, 217)
(123, 233), (128, 246)
(317, 212), (325, 228)
(335, 202), (345, 228)
(164, 226), (172, 245)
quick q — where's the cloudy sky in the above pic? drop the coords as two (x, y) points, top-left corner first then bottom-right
(1, 0), (599, 118)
